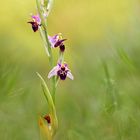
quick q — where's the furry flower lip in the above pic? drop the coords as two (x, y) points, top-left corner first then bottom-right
(48, 34), (67, 52)
(28, 15), (41, 32)
(48, 63), (74, 80)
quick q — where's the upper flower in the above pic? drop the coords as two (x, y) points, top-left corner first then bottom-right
(28, 14), (41, 32)
(48, 34), (67, 52)
(48, 63), (74, 80)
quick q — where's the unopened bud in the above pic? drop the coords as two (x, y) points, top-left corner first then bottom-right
(44, 114), (51, 124)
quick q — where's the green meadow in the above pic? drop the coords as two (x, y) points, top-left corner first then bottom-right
(0, 0), (140, 139)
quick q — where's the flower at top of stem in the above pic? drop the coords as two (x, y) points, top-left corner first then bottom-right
(48, 33), (67, 52)
(28, 14), (41, 32)
(48, 63), (74, 80)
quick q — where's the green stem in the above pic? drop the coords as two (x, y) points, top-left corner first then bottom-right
(59, 50), (64, 64)
(36, 0), (53, 65)
(51, 77), (56, 103)
(46, 0), (54, 15)
(36, 0), (56, 102)
(39, 27), (50, 56)
(39, 11), (53, 65)
(42, 27), (53, 67)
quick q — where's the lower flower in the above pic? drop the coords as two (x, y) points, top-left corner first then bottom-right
(48, 63), (74, 80)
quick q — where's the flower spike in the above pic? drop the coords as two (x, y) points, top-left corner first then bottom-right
(28, 0), (74, 139)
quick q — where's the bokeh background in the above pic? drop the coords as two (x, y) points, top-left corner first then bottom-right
(0, 0), (140, 139)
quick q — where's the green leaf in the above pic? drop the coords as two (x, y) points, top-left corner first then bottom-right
(37, 72), (58, 136)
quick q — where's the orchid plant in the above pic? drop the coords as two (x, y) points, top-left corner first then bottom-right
(28, 0), (73, 139)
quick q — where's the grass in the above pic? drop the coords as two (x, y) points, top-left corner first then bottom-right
(0, 39), (140, 140)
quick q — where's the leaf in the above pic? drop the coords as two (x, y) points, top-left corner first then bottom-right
(37, 72), (58, 136)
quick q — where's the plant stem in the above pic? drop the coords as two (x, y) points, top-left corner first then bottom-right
(59, 50), (64, 64)
(36, 0), (56, 103)
(37, 73), (58, 135)
(51, 77), (56, 103)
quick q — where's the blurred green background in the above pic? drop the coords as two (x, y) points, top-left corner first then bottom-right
(0, 0), (140, 139)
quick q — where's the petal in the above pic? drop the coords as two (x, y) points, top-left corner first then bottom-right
(57, 63), (61, 67)
(67, 71), (74, 80)
(64, 63), (68, 68)
(48, 66), (59, 79)
(32, 15), (41, 24)
(52, 34), (59, 40)
(48, 35), (57, 48)
(54, 39), (67, 47)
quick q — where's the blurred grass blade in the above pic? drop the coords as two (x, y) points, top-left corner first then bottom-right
(103, 62), (119, 114)
(37, 72), (58, 136)
(117, 47), (135, 70)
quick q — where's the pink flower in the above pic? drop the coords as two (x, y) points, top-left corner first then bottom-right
(28, 14), (41, 32)
(32, 15), (41, 24)
(48, 34), (66, 52)
(48, 63), (74, 80)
